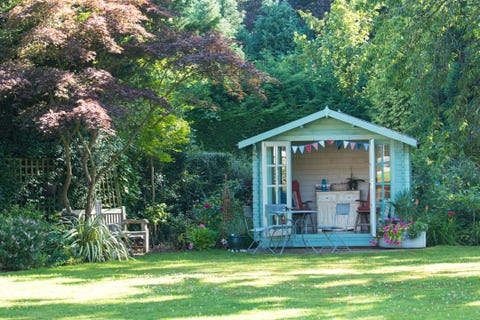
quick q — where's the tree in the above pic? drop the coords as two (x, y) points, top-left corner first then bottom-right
(0, 0), (267, 217)
(364, 0), (480, 163)
(238, 0), (304, 60)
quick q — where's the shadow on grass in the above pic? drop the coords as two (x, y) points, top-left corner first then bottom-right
(1, 246), (479, 319)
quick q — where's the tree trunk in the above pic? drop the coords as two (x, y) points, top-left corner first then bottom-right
(84, 176), (97, 221)
(150, 157), (155, 203)
(60, 135), (72, 213)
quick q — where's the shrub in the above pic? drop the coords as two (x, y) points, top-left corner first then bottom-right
(186, 224), (218, 250)
(143, 203), (191, 249)
(0, 205), (49, 270)
(427, 210), (460, 246)
(63, 215), (130, 263)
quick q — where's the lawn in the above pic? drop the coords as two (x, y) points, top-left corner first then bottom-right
(1, 246), (479, 319)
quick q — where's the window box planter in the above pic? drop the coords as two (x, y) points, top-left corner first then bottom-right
(379, 231), (426, 249)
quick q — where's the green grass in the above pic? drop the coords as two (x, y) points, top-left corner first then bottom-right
(1, 246), (479, 319)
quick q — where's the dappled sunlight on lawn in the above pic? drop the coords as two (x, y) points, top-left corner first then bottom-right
(170, 307), (312, 320)
(1, 247), (479, 319)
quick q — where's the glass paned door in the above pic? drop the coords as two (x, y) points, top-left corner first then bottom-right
(262, 142), (291, 224)
(375, 144), (391, 221)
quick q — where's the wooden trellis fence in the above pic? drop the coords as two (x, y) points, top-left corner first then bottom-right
(5, 158), (56, 182)
(2, 158), (121, 210)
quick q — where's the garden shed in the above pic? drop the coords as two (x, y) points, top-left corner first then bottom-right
(238, 107), (418, 247)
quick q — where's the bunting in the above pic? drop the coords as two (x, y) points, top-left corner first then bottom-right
(292, 140), (370, 154)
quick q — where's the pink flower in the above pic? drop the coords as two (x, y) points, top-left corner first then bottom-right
(204, 203), (211, 209)
(199, 223), (205, 228)
(448, 210), (455, 216)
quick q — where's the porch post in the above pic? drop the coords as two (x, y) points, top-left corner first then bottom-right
(369, 139), (376, 237)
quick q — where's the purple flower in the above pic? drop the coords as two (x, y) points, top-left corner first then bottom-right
(199, 223), (205, 228)
(188, 242), (194, 250)
(204, 203), (211, 209)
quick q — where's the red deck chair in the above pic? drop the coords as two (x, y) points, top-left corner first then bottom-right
(292, 180), (312, 210)
(354, 187), (370, 232)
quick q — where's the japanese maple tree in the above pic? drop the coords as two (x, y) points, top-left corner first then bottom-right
(0, 0), (267, 217)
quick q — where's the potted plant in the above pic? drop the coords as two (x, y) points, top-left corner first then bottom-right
(373, 190), (428, 248)
(225, 212), (247, 251)
(220, 177), (248, 251)
(374, 217), (427, 248)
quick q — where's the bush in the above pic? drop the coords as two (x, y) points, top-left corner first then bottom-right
(427, 210), (459, 246)
(143, 203), (191, 249)
(63, 215), (130, 263)
(0, 205), (50, 270)
(186, 224), (218, 250)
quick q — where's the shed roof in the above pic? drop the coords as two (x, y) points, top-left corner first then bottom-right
(238, 107), (417, 148)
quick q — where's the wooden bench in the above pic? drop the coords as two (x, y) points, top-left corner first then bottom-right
(99, 207), (150, 254)
(72, 205), (150, 254)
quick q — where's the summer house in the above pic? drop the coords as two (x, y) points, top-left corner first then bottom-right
(238, 107), (418, 248)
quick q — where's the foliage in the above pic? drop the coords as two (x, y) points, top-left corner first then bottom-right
(151, 148), (252, 218)
(191, 196), (224, 231)
(142, 203), (190, 249)
(220, 178), (246, 237)
(297, 0), (376, 99)
(427, 210), (459, 246)
(186, 223), (218, 250)
(238, 0), (304, 60)
(63, 215), (130, 263)
(371, 190), (429, 246)
(0, 0), (267, 217)
(0, 205), (50, 270)
(411, 158), (480, 246)
(176, 0), (245, 39)
(389, 190), (430, 239)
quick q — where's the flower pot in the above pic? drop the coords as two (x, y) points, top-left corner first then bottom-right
(379, 231), (426, 249)
(228, 235), (247, 250)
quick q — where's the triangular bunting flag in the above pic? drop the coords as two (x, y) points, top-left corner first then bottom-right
(350, 142), (356, 150)
(312, 142), (318, 150)
(292, 146), (298, 154)
(299, 145), (305, 154)
(319, 140), (325, 148)
(336, 140), (343, 149)
(306, 144), (312, 153)
(343, 141), (349, 149)
(327, 140), (334, 145)
(363, 143), (369, 151)
(356, 143), (363, 151)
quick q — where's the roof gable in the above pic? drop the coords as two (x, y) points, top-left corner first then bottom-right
(238, 107), (417, 148)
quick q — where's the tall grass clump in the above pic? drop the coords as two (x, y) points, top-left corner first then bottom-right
(63, 215), (130, 263)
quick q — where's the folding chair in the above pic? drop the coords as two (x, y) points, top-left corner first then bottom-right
(265, 204), (291, 254)
(244, 206), (274, 254)
(317, 203), (352, 253)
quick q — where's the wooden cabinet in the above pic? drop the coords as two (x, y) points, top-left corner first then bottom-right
(316, 191), (360, 228)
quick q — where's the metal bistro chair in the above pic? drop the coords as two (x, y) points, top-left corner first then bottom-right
(265, 204), (293, 254)
(244, 206), (274, 254)
(294, 218), (319, 253)
(317, 203), (352, 253)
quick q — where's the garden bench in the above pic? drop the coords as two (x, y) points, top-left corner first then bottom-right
(72, 205), (150, 254)
(99, 207), (150, 254)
